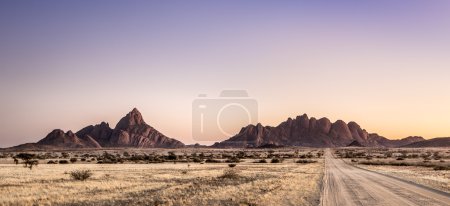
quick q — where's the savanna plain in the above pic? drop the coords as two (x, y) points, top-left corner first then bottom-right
(0, 148), (449, 206)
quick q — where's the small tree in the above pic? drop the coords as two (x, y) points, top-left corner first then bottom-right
(16, 153), (39, 170)
(24, 160), (39, 170)
(167, 152), (177, 160)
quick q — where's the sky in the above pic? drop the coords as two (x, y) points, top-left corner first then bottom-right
(1, 0), (450, 147)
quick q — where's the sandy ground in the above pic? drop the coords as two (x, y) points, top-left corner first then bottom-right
(0, 160), (323, 206)
(321, 149), (450, 206)
(357, 164), (450, 193)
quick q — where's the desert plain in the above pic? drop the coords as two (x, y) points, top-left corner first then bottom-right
(0, 148), (449, 206)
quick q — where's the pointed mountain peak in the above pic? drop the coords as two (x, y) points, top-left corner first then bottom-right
(66, 130), (75, 136)
(115, 108), (146, 130)
(131, 107), (141, 114)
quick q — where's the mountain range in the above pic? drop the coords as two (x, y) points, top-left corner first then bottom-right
(7, 108), (184, 150)
(213, 114), (426, 148)
(3, 109), (449, 150)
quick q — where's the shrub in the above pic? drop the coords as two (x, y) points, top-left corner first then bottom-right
(396, 157), (405, 161)
(351, 159), (358, 163)
(433, 166), (450, 171)
(69, 170), (93, 181)
(192, 157), (202, 163)
(70, 158), (77, 163)
(59, 160), (69, 164)
(296, 159), (317, 164)
(167, 152), (177, 160)
(219, 169), (240, 179)
(271, 158), (283, 163)
(61, 152), (70, 158)
(255, 159), (267, 163)
(228, 163), (237, 168)
(205, 158), (222, 163)
(123, 151), (130, 157)
(47, 160), (57, 164)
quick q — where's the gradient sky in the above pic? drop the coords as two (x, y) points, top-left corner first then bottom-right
(1, 0), (450, 147)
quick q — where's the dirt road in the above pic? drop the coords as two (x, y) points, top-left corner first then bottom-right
(321, 149), (450, 206)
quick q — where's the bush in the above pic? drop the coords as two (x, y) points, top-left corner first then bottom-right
(396, 157), (405, 161)
(228, 163), (237, 168)
(47, 160), (57, 164)
(271, 158), (283, 163)
(70, 158), (77, 163)
(167, 152), (177, 160)
(59, 160), (69, 164)
(192, 157), (203, 163)
(296, 159), (317, 164)
(255, 159), (267, 163)
(205, 158), (222, 163)
(433, 166), (450, 171)
(69, 170), (93, 181)
(219, 169), (240, 179)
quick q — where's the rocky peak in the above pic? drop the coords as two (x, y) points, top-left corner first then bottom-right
(297, 114), (310, 129)
(99, 121), (110, 127)
(115, 108), (145, 130)
(66, 130), (75, 137)
(317, 117), (332, 134)
(330, 120), (352, 140)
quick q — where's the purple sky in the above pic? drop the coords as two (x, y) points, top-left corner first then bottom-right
(1, 1), (450, 147)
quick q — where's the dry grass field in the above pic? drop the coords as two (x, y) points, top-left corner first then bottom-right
(357, 164), (450, 193)
(0, 149), (324, 206)
(2, 147), (449, 206)
(336, 148), (450, 193)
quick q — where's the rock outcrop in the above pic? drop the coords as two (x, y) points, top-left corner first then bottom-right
(37, 129), (102, 148)
(108, 109), (184, 148)
(12, 108), (184, 149)
(213, 114), (425, 148)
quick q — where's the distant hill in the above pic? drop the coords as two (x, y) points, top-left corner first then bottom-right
(213, 114), (425, 148)
(5, 108), (184, 150)
(402, 137), (450, 148)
